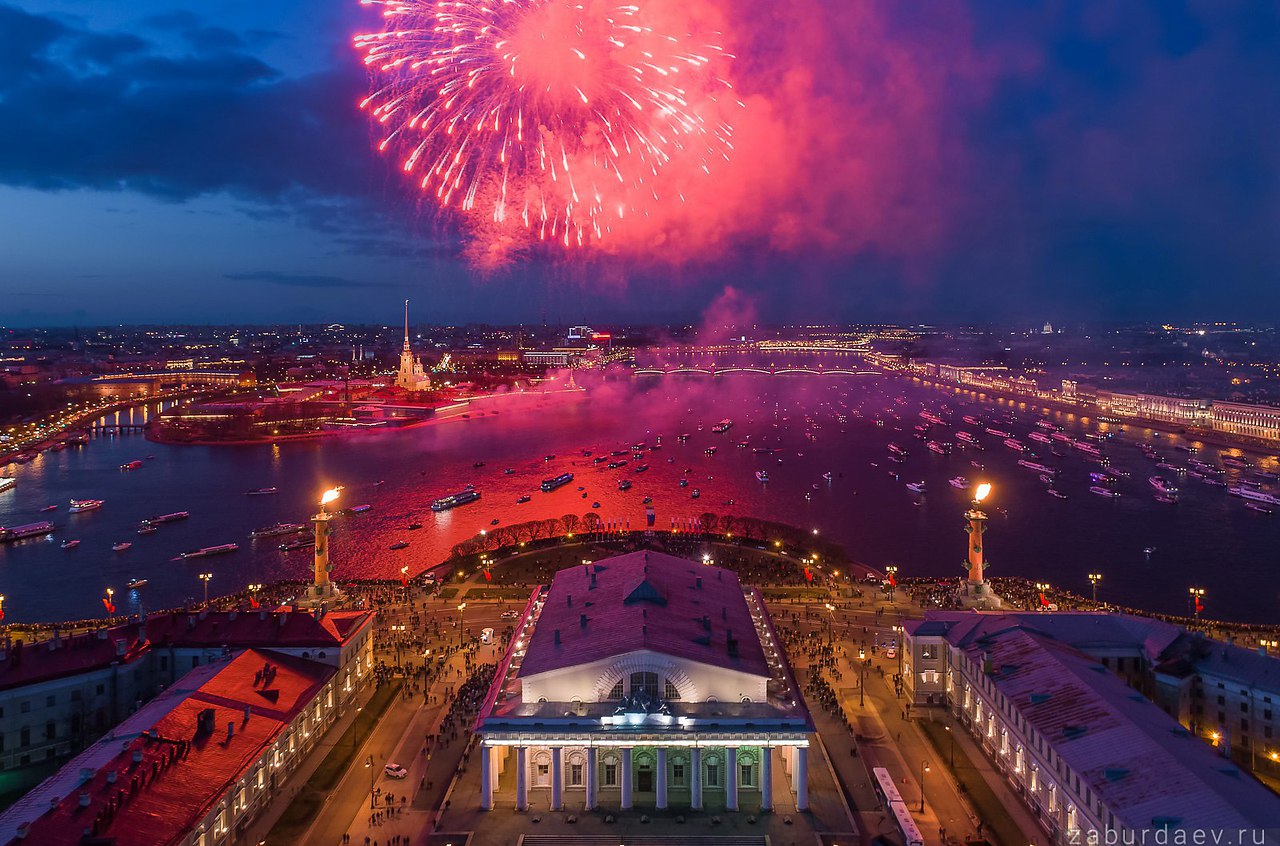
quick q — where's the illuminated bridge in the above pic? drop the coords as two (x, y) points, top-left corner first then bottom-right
(633, 365), (881, 377)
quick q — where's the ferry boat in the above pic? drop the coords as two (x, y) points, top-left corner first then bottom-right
(927, 441), (951, 455)
(607, 460), (628, 469)
(711, 419), (734, 433)
(516, 495), (531, 504)
(962, 415), (981, 426)
(949, 476), (969, 490)
(1, 521), (55, 542)
(1148, 476), (1179, 496)
(985, 427), (1013, 438)
(69, 499), (104, 513)
(348, 504), (372, 514)
(1245, 502), (1274, 515)
(1029, 432), (1052, 444)
(389, 541), (409, 550)
(432, 488), (483, 510)
(888, 443), (908, 457)
(1089, 486), (1121, 499)
(1035, 420), (1057, 430)
(618, 480), (633, 491)
(540, 473), (574, 493)
(245, 487), (278, 496)
(120, 460), (144, 471)
(0, 478), (15, 493)
(137, 523), (157, 535)
(1074, 442), (1102, 456)
(635, 463), (650, 473)
(1048, 489), (1069, 499)
(112, 542), (132, 553)
(906, 481), (927, 493)
(279, 539), (311, 552)
(1222, 457), (1250, 469)
(1051, 432), (1073, 442)
(756, 470), (770, 483)
(919, 412), (945, 425)
(1228, 486), (1280, 506)
(250, 522), (306, 539)
(955, 431), (978, 446)
(1018, 459), (1055, 474)
(149, 511), (189, 524)
(60, 539), (80, 549)
(127, 578), (148, 589)
(704, 447), (718, 456)
(1003, 438), (1027, 452)
(407, 522), (423, 529)
(176, 543), (239, 559)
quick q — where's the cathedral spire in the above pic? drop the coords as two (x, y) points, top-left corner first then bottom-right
(403, 299), (411, 352)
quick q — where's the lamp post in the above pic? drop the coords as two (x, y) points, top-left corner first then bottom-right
(920, 760), (931, 812)
(199, 573), (212, 607)
(365, 754), (377, 808)
(944, 725), (955, 768)
(1088, 573), (1102, 604)
(1034, 582), (1051, 612)
(457, 602), (467, 646)
(1189, 587), (1206, 623)
(824, 602), (836, 641)
(885, 565), (898, 599)
(858, 648), (867, 707)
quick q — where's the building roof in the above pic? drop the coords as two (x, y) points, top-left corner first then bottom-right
(518, 551), (770, 680)
(2, 649), (334, 846)
(0, 609), (368, 696)
(932, 615), (1280, 830)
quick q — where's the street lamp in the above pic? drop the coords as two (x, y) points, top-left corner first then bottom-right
(823, 602), (836, 641)
(944, 725), (955, 768)
(885, 564), (898, 599)
(1189, 587), (1206, 622)
(365, 754), (377, 808)
(457, 602), (467, 646)
(1088, 573), (1102, 604)
(920, 760), (931, 812)
(1034, 582), (1051, 611)
(199, 572), (212, 606)
(858, 648), (868, 707)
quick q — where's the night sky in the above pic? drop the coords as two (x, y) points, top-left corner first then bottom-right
(2, 0), (1278, 326)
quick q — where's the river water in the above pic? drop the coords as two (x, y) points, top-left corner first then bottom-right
(1, 374), (1277, 624)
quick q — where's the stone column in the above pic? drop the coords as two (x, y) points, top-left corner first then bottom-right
(795, 746), (809, 810)
(760, 746), (773, 811)
(585, 747), (598, 810)
(656, 747), (668, 809)
(620, 747), (633, 810)
(516, 746), (528, 811)
(725, 747), (739, 811)
(480, 742), (494, 810)
(691, 747), (703, 810)
(551, 746), (563, 810)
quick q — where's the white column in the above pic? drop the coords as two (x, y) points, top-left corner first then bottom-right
(480, 742), (494, 810)
(585, 747), (598, 810)
(551, 746), (563, 810)
(725, 747), (739, 811)
(620, 747), (633, 810)
(691, 747), (703, 810)
(795, 746), (809, 810)
(656, 747), (668, 809)
(516, 746), (528, 810)
(760, 746), (773, 811)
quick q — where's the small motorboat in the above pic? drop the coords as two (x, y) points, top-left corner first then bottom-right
(112, 542), (132, 553)
(490, 518), (500, 525)
(61, 539), (80, 550)
(407, 522), (423, 530)
(127, 578), (148, 590)
(592, 501), (601, 508)
(390, 541), (409, 550)
(137, 523), (157, 535)
(504, 468), (515, 475)
(516, 496), (531, 504)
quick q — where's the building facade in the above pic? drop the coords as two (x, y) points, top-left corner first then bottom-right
(475, 551), (813, 812)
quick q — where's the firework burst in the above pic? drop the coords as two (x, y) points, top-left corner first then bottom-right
(355, 0), (740, 250)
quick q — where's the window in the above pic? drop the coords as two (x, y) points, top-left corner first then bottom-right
(44, 722), (55, 741)
(630, 671), (659, 699)
(672, 763), (685, 786)
(19, 728), (30, 748)
(740, 763), (753, 787)
(45, 695), (55, 707)
(706, 763), (720, 787)
(664, 679), (681, 700)
(570, 764), (583, 786)
(921, 644), (938, 659)
(604, 763), (618, 786)
(608, 681), (624, 700)
(19, 702), (29, 715)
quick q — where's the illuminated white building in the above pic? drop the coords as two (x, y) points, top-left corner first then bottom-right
(475, 551), (813, 812)
(395, 300), (431, 392)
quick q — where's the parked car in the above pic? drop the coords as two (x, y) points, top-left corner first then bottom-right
(384, 763), (409, 779)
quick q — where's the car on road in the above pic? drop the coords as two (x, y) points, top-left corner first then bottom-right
(500, 610), (519, 620)
(384, 763), (409, 779)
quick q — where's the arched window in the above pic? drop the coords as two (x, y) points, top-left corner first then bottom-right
(664, 678), (681, 700)
(608, 680), (624, 700)
(630, 671), (659, 699)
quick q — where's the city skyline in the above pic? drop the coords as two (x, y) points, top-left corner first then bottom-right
(3, 1), (1279, 325)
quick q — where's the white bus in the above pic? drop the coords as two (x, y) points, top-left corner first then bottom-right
(871, 766), (925, 846)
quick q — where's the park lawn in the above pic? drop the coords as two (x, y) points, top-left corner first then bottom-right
(918, 718), (1025, 846)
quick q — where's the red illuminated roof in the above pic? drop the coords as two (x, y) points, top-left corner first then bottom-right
(0, 625), (148, 693)
(9, 649), (333, 846)
(145, 608), (370, 650)
(518, 551), (769, 680)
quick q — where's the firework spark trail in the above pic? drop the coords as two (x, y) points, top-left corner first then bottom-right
(355, 0), (741, 250)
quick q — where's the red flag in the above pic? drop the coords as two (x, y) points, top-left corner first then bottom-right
(888, 572), (897, 587)
(1195, 595), (1204, 614)
(483, 569), (492, 582)
(102, 598), (116, 614)
(1039, 592), (1049, 608)
(0, 608), (5, 622)
(804, 568), (813, 582)
(249, 596), (260, 609)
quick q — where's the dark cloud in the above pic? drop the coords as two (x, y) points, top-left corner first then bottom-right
(222, 271), (393, 289)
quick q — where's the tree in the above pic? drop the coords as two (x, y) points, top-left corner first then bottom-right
(561, 513), (581, 536)
(698, 512), (718, 535)
(582, 512), (602, 533)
